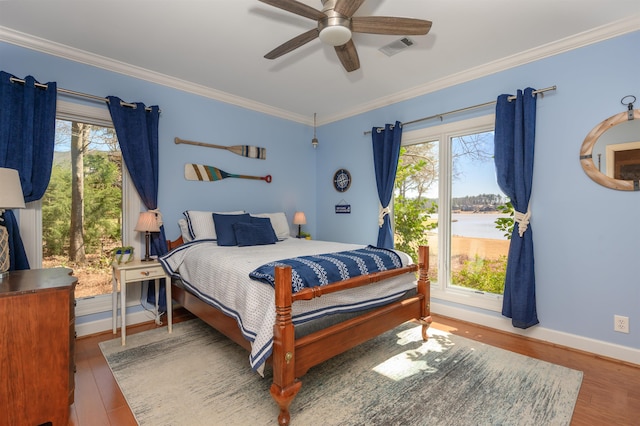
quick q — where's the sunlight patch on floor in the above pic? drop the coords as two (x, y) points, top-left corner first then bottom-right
(373, 328), (454, 381)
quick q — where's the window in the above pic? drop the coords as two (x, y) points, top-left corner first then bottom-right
(20, 100), (142, 315)
(395, 115), (510, 311)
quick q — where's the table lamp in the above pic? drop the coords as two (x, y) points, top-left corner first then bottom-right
(293, 211), (307, 238)
(0, 168), (26, 278)
(135, 211), (160, 261)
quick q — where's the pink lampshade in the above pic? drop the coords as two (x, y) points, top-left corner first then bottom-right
(293, 211), (307, 225)
(134, 211), (160, 233)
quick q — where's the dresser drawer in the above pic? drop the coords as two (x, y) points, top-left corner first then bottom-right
(124, 266), (165, 281)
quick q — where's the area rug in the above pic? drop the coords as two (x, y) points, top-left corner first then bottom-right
(100, 319), (582, 426)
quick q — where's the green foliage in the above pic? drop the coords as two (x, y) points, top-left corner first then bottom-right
(83, 153), (122, 252)
(495, 202), (514, 239)
(452, 255), (507, 294)
(42, 164), (72, 255)
(42, 152), (122, 257)
(393, 195), (436, 261)
(393, 146), (437, 261)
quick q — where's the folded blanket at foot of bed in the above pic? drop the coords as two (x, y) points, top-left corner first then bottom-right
(249, 245), (403, 293)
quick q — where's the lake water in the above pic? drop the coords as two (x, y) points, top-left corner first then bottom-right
(432, 213), (509, 240)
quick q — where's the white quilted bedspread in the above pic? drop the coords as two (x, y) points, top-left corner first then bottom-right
(159, 238), (415, 375)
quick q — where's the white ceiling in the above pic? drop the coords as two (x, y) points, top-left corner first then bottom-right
(1, 1), (639, 125)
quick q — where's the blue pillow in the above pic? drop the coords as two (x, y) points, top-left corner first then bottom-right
(250, 216), (278, 239)
(234, 217), (278, 246)
(213, 213), (251, 246)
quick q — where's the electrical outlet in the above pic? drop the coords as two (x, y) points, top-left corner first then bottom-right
(614, 315), (629, 333)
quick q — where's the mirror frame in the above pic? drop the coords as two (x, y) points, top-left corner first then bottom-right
(580, 108), (640, 191)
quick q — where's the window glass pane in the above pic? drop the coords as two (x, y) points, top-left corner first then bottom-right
(450, 130), (510, 295)
(394, 141), (438, 282)
(42, 119), (122, 298)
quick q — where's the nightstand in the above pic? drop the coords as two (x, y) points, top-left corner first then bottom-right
(111, 259), (172, 345)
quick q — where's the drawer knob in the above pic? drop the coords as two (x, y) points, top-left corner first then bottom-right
(141, 271), (150, 276)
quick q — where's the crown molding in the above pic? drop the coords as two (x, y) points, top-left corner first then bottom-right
(2, 15), (639, 127)
(0, 26), (310, 124)
(321, 14), (640, 125)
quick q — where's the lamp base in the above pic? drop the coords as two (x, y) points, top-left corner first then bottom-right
(142, 232), (153, 261)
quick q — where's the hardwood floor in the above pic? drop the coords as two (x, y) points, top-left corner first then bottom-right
(70, 308), (640, 425)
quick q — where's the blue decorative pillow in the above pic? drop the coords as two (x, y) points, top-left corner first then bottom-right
(213, 213), (252, 246)
(234, 217), (278, 246)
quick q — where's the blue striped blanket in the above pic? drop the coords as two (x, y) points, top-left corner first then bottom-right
(249, 245), (403, 293)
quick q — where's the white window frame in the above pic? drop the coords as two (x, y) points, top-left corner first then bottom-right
(20, 100), (143, 315)
(401, 114), (503, 312)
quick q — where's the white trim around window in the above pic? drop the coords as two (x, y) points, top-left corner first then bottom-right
(402, 114), (503, 312)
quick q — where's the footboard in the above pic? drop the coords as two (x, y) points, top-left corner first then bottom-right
(270, 246), (431, 426)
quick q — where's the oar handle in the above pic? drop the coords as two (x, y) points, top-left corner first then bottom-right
(175, 137), (225, 150)
(236, 174), (272, 183)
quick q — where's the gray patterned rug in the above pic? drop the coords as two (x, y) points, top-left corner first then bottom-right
(100, 319), (582, 426)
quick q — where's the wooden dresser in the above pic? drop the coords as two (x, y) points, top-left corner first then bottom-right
(0, 267), (77, 426)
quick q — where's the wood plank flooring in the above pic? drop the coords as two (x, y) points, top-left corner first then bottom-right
(69, 308), (640, 425)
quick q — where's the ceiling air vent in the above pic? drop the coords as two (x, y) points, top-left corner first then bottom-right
(379, 37), (414, 57)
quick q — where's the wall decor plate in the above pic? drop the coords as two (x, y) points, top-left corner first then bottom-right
(333, 168), (351, 192)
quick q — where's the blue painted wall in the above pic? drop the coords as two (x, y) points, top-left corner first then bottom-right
(2, 30), (639, 357)
(0, 41), (318, 239)
(316, 31), (640, 354)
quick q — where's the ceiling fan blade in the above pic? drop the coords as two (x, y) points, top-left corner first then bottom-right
(258, 0), (325, 21)
(264, 28), (320, 59)
(352, 16), (432, 35)
(333, 0), (365, 18)
(334, 40), (360, 72)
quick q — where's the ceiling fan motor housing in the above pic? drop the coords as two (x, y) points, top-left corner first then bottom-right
(318, 12), (352, 46)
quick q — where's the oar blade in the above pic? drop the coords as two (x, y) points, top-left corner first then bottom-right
(184, 164), (228, 181)
(227, 145), (267, 160)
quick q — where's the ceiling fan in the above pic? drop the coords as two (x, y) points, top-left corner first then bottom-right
(259, 0), (432, 72)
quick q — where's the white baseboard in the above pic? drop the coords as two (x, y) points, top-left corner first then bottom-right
(432, 301), (640, 366)
(76, 309), (156, 338)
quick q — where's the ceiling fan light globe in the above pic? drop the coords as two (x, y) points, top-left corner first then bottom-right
(319, 25), (352, 46)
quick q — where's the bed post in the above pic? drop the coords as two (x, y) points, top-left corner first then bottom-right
(270, 265), (301, 426)
(418, 245), (432, 341)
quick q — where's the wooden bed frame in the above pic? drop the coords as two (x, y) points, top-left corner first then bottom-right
(167, 237), (431, 425)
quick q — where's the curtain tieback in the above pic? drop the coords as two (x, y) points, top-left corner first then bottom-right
(149, 208), (164, 227)
(378, 205), (390, 227)
(514, 207), (531, 238)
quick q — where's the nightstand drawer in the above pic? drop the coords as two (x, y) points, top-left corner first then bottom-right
(124, 267), (165, 281)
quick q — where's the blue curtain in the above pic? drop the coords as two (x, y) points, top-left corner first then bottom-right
(0, 71), (57, 270)
(107, 96), (168, 310)
(371, 121), (402, 248)
(494, 87), (538, 329)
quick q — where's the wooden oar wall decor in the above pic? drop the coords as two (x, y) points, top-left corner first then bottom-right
(175, 137), (266, 160)
(185, 164), (272, 183)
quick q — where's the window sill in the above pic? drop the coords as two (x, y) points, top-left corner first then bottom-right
(430, 284), (503, 312)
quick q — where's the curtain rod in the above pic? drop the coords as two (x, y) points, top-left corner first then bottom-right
(8, 76), (158, 112)
(364, 85), (556, 135)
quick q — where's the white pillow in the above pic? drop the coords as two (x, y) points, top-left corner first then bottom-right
(178, 218), (193, 243)
(183, 210), (245, 240)
(251, 212), (290, 240)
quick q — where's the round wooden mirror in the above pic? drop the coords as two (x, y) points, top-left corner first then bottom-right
(580, 108), (640, 191)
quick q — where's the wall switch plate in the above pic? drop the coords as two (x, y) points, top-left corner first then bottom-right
(614, 315), (629, 333)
